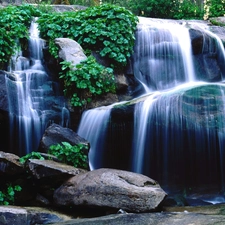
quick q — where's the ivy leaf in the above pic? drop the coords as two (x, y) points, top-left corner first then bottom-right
(103, 40), (110, 46)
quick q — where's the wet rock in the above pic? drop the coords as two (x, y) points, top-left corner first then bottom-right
(87, 92), (119, 109)
(50, 210), (225, 225)
(189, 28), (224, 81)
(38, 123), (89, 153)
(182, 84), (225, 129)
(27, 159), (87, 180)
(26, 159), (88, 203)
(53, 168), (167, 212)
(0, 206), (71, 225)
(0, 151), (24, 175)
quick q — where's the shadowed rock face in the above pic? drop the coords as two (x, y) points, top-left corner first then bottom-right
(0, 206), (71, 225)
(189, 27), (225, 82)
(39, 123), (89, 153)
(53, 168), (167, 212)
(0, 151), (24, 175)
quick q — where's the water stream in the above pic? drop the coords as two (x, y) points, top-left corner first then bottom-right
(77, 18), (225, 201)
(5, 18), (69, 156)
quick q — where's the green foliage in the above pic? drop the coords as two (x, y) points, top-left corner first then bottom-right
(37, 4), (138, 67)
(0, 184), (22, 205)
(107, 0), (204, 19)
(60, 56), (115, 107)
(128, 0), (180, 18)
(205, 0), (225, 18)
(19, 151), (45, 164)
(174, 0), (204, 19)
(0, 4), (43, 68)
(64, 0), (97, 6)
(48, 142), (89, 169)
(37, 4), (136, 108)
(35, 2), (54, 14)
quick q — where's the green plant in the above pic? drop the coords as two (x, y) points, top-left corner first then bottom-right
(174, 0), (204, 19)
(60, 56), (115, 107)
(19, 151), (45, 164)
(35, 2), (54, 14)
(37, 4), (138, 68)
(122, 0), (204, 19)
(0, 4), (43, 69)
(205, 0), (225, 19)
(48, 142), (89, 169)
(0, 184), (22, 205)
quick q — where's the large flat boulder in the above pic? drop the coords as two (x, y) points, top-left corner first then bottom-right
(53, 168), (167, 212)
(27, 159), (87, 180)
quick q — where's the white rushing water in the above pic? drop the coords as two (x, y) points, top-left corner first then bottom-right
(133, 18), (196, 92)
(77, 18), (225, 196)
(6, 18), (69, 155)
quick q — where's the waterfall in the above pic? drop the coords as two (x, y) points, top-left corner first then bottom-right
(6, 18), (69, 156)
(77, 18), (225, 200)
(133, 18), (196, 92)
(77, 107), (112, 170)
(131, 83), (225, 192)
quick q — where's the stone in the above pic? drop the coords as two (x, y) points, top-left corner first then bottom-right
(27, 159), (87, 180)
(38, 123), (89, 153)
(0, 206), (71, 225)
(26, 159), (88, 203)
(55, 38), (87, 65)
(53, 168), (167, 212)
(86, 92), (119, 109)
(45, 210), (225, 225)
(0, 151), (24, 175)
(189, 27), (225, 81)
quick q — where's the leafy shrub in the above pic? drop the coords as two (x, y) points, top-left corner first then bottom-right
(0, 4), (43, 68)
(37, 4), (137, 107)
(0, 184), (22, 205)
(48, 142), (89, 169)
(19, 151), (45, 164)
(37, 4), (138, 68)
(125, 0), (204, 19)
(205, 0), (225, 18)
(128, 0), (180, 18)
(174, 0), (204, 19)
(59, 56), (115, 107)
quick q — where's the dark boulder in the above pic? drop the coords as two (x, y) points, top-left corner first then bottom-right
(53, 168), (167, 212)
(38, 123), (89, 153)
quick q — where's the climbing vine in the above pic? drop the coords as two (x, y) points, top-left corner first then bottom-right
(0, 4), (43, 69)
(0, 4), (138, 108)
(37, 4), (137, 107)
(37, 4), (139, 68)
(60, 56), (115, 107)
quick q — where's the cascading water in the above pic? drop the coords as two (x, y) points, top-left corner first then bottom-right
(77, 107), (112, 170)
(6, 18), (69, 156)
(77, 18), (225, 202)
(133, 17), (196, 91)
